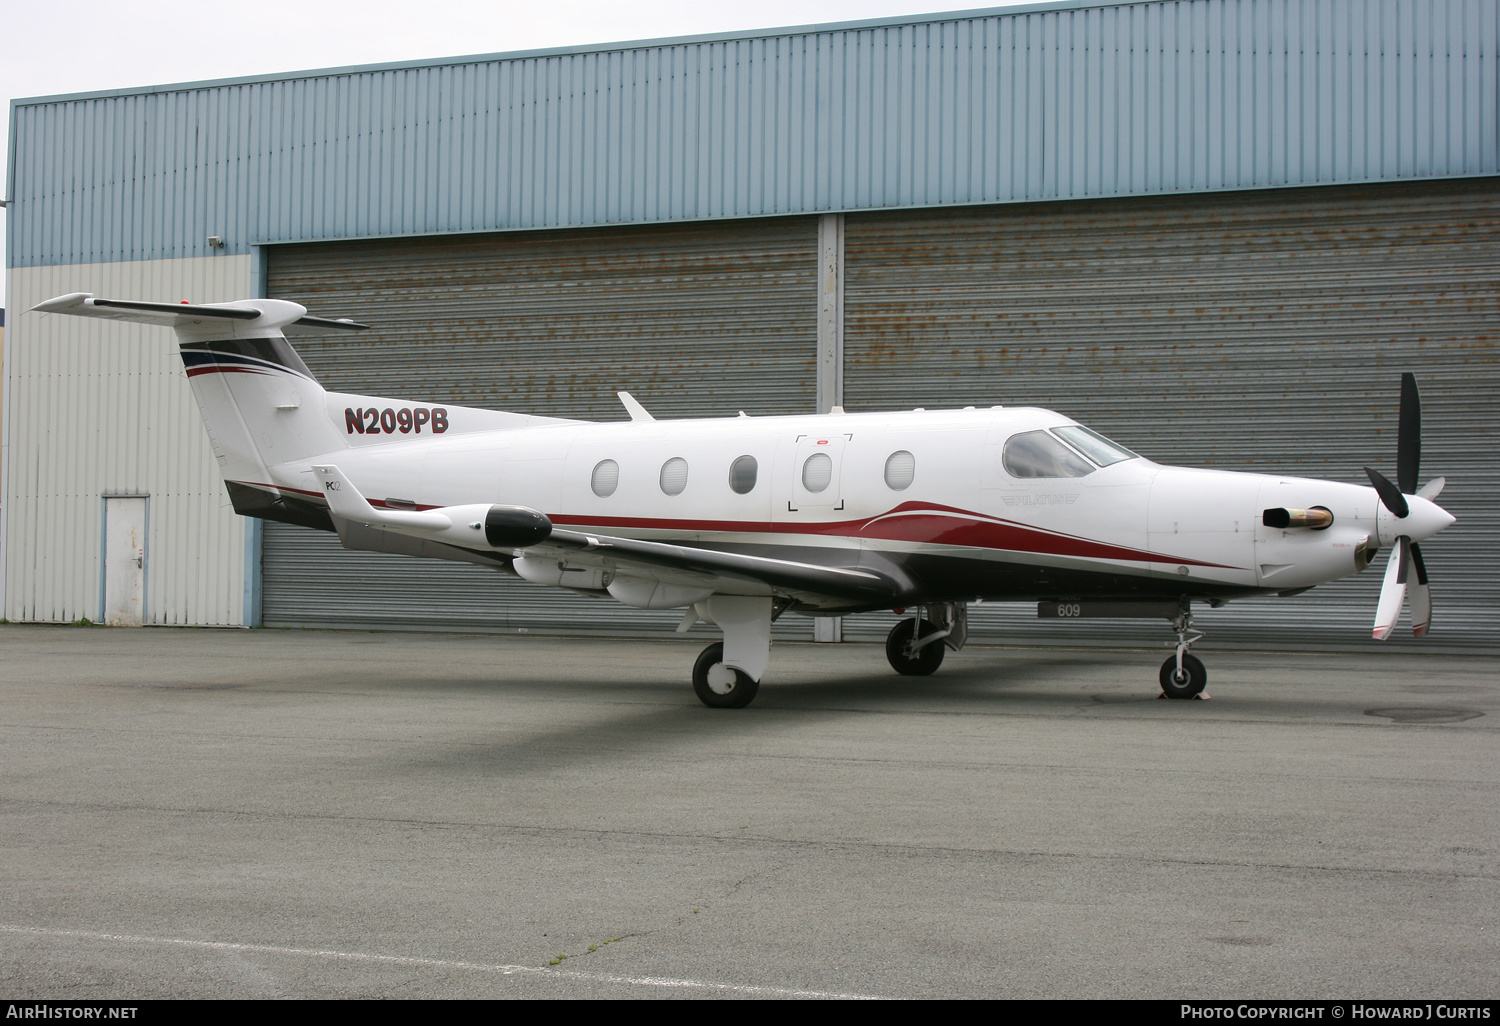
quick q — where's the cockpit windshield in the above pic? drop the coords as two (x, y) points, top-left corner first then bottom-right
(1002, 430), (1096, 479)
(1051, 424), (1138, 467)
(1002, 425), (1140, 479)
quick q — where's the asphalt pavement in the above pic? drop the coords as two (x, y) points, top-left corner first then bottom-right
(1, 624), (1495, 999)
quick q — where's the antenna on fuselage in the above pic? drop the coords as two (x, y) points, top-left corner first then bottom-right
(617, 391), (656, 422)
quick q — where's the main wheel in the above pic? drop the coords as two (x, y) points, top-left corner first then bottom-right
(1159, 653), (1207, 699)
(692, 642), (760, 708)
(885, 618), (945, 676)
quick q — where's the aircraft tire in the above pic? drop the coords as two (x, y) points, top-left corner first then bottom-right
(885, 618), (946, 676)
(1159, 653), (1207, 699)
(692, 642), (760, 709)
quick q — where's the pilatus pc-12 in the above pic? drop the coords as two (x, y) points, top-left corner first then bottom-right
(34, 293), (1455, 707)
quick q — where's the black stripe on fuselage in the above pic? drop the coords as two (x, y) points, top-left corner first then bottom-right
(225, 481), (334, 532)
(180, 337), (317, 381)
(681, 539), (1268, 613)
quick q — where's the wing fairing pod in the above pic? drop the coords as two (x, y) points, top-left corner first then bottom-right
(485, 506), (553, 547)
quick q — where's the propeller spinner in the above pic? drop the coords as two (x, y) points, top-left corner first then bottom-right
(1364, 373), (1453, 640)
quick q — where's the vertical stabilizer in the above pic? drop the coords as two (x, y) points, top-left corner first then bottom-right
(31, 294), (368, 528)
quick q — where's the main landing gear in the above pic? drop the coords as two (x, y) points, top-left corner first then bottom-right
(884, 603), (968, 676)
(693, 643), (758, 708)
(689, 595), (774, 709)
(1159, 606), (1208, 699)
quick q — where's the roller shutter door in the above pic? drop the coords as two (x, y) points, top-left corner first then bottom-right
(261, 217), (818, 635)
(839, 180), (1498, 650)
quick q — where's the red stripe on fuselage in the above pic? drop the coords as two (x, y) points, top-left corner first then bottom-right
(185, 366), (276, 378)
(234, 484), (1238, 569)
(546, 501), (1235, 569)
(851, 505), (1211, 566)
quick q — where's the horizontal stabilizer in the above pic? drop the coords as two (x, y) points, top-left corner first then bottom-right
(285, 314), (372, 335)
(32, 293), (368, 334)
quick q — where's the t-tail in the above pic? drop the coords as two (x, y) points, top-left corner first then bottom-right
(30, 293), (562, 532)
(32, 294), (370, 528)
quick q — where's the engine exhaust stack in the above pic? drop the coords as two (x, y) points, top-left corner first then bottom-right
(1262, 507), (1335, 530)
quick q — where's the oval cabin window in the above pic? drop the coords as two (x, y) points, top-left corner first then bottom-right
(591, 459), (619, 497)
(802, 452), (833, 493)
(660, 457), (689, 496)
(884, 450), (916, 490)
(729, 455), (758, 494)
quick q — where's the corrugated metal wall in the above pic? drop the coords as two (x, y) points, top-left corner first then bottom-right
(259, 217), (819, 634)
(838, 178), (1498, 650)
(265, 219), (820, 418)
(249, 179), (1497, 651)
(9, 0), (1498, 269)
(3, 256), (253, 625)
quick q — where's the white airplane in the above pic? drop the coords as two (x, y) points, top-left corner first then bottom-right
(33, 292), (1456, 707)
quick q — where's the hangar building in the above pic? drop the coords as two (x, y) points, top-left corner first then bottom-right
(3, 0), (1497, 650)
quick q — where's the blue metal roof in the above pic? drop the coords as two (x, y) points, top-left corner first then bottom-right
(8, 0), (1498, 268)
(4, 3), (1128, 106)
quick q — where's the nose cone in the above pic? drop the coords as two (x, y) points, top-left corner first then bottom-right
(1407, 495), (1457, 541)
(1378, 493), (1455, 545)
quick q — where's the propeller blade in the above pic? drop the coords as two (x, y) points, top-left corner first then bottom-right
(1372, 536), (1410, 641)
(1408, 542), (1431, 637)
(1416, 476), (1446, 501)
(1398, 372), (1421, 494)
(1364, 465), (1410, 519)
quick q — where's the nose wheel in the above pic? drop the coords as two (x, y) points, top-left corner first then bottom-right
(1159, 607), (1208, 699)
(885, 617), (946, 676)
(1159, 652), (1207, 698)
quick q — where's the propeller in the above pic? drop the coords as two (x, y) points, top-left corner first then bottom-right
(1365, 373), (1445, 640)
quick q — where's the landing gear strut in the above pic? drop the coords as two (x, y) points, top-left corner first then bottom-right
(885, 603), (968, 676)
(1159, 606), (1208, 699)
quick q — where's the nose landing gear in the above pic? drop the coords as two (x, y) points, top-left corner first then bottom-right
(884, 603), (968, 676)
(885, 617), (946, 675)
(1159, 607), (1208, 699)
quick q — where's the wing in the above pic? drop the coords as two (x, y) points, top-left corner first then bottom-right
(311, 464), (904, 609)
(528, 529), (902, 605)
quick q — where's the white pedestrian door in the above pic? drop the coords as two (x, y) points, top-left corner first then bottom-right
(103, 497), (147, 626)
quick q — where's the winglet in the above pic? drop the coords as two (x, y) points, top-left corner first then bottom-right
(617, 391), (656, 422)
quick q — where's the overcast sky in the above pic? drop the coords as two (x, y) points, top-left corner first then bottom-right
(1, 0), (1037, 309)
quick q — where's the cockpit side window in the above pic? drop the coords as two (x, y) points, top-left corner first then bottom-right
(1002, 429), (1096, 479)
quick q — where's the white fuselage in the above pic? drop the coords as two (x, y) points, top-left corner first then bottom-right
(259, 393), (1421, 610)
